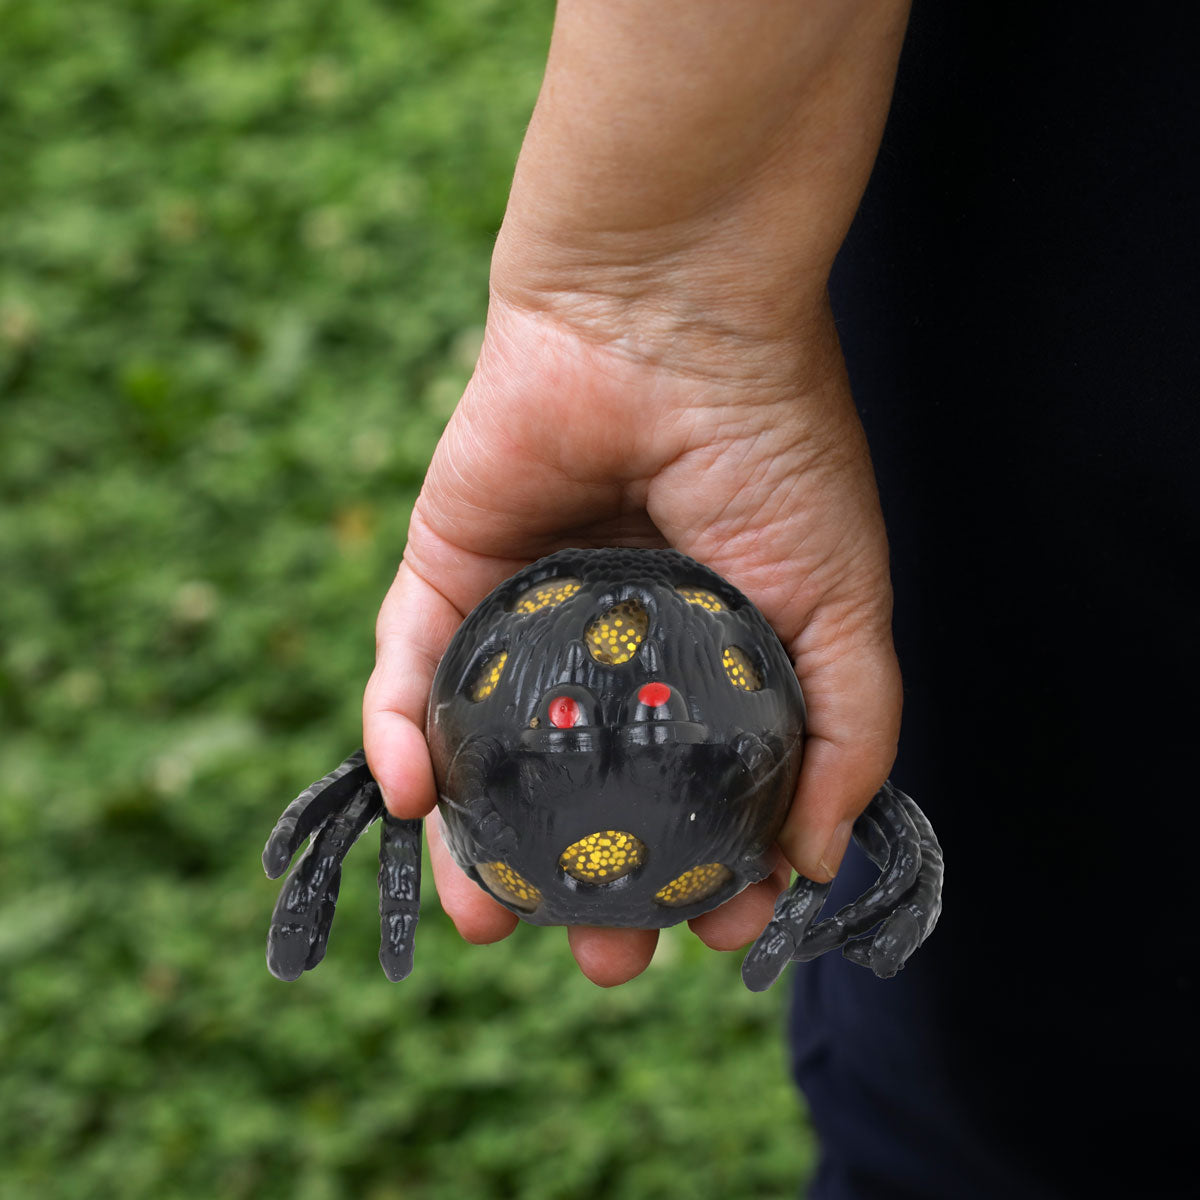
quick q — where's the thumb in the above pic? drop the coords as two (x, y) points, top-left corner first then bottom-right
(362, 560), (462, 818)
(778, 616), (902, 881)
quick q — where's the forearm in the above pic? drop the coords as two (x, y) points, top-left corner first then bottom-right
(492, 0), (911, 347)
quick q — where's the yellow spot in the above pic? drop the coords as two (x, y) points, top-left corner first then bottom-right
(477, 862), (542, 911)
(469, 651), (508, 701)
(655, 863), (732, 907)
(585, 601), (648, 665)
(559, 830), (646, 883)
(677, 587), (725, 612)
(513, 578), (582, 613)
(722, 645), (762, 691)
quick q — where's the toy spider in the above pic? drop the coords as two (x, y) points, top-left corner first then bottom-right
(263, 548), (943, 991)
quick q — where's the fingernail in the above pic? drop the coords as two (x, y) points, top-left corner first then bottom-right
(377, 783), (396, 815)
(817, 819), (854, 881)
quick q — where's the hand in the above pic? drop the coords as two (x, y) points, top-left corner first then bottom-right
(363, 289), (901, 986)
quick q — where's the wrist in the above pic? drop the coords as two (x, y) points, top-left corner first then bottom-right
(476, 281), (852, 440)
(489, 213), (834, 381)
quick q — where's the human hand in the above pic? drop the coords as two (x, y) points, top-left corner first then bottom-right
(364, 0), (909, 985)
(363, 290), (901, 986)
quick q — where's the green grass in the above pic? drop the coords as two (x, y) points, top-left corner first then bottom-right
(0, 2), (816, 1195)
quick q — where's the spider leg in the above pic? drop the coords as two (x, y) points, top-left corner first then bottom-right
(841, 784), (944, 978)
(741, 875), (834, 992)
(378, 811), (423, 982)
(301, 863), (342, 973)
(439, 736), (519, 863)
(732, 730), (778, 786)
(262, 748), (373, 879)
(790, 780), (923, 966)
(266, 774), (381, 981)
(851, 806), (890, 869)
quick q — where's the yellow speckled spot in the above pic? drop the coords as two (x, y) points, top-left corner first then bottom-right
(469, 651), (508, 701)
(654, 863), (732, 907)
(558, 830), (646, 883)
(722, 645), (762, 691)
(477, 862), (542, 911)
(676, 587), (725, 612)
(584, 601), (648, 664)
(512, 577), (582, 614)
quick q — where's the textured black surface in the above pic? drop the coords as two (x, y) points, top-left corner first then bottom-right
(263, 751), (422, 982)
(378, 812), (423, 982)
(426, 547), (805, 928)
(742, 783), (942, 991)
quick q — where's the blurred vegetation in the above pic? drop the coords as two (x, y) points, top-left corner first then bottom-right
(0, 1), (816, 1196)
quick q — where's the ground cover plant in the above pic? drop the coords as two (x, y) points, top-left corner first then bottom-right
(0, 2), (817, 1195)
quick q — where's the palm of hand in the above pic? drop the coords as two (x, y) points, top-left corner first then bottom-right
(364, 300), (900, 985)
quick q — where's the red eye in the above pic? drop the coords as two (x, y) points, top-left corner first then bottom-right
(548, 696), (581, 728)
(637, 682), (671, 708)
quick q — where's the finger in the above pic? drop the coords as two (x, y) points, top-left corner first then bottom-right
(426, 809), (519, 944)
(566, 926), (660, 987)
(363, 561), (463, 819)
(688, 847), (791, 950)
(779, 617), (902, 881)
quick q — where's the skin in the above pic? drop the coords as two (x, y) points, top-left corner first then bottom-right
(364, 0), (911, 986)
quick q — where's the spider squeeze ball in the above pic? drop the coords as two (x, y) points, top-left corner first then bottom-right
(263, 548), (943, 991)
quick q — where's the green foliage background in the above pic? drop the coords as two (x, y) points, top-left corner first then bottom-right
(0, 2), (816, 1196)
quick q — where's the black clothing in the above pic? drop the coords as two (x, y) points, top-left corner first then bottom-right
(789, 4), (1199, 1196)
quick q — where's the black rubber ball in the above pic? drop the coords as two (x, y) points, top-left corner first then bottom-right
(426, 547), (805, 927)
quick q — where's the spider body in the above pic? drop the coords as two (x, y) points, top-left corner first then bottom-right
(427, 548), (804, 926)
